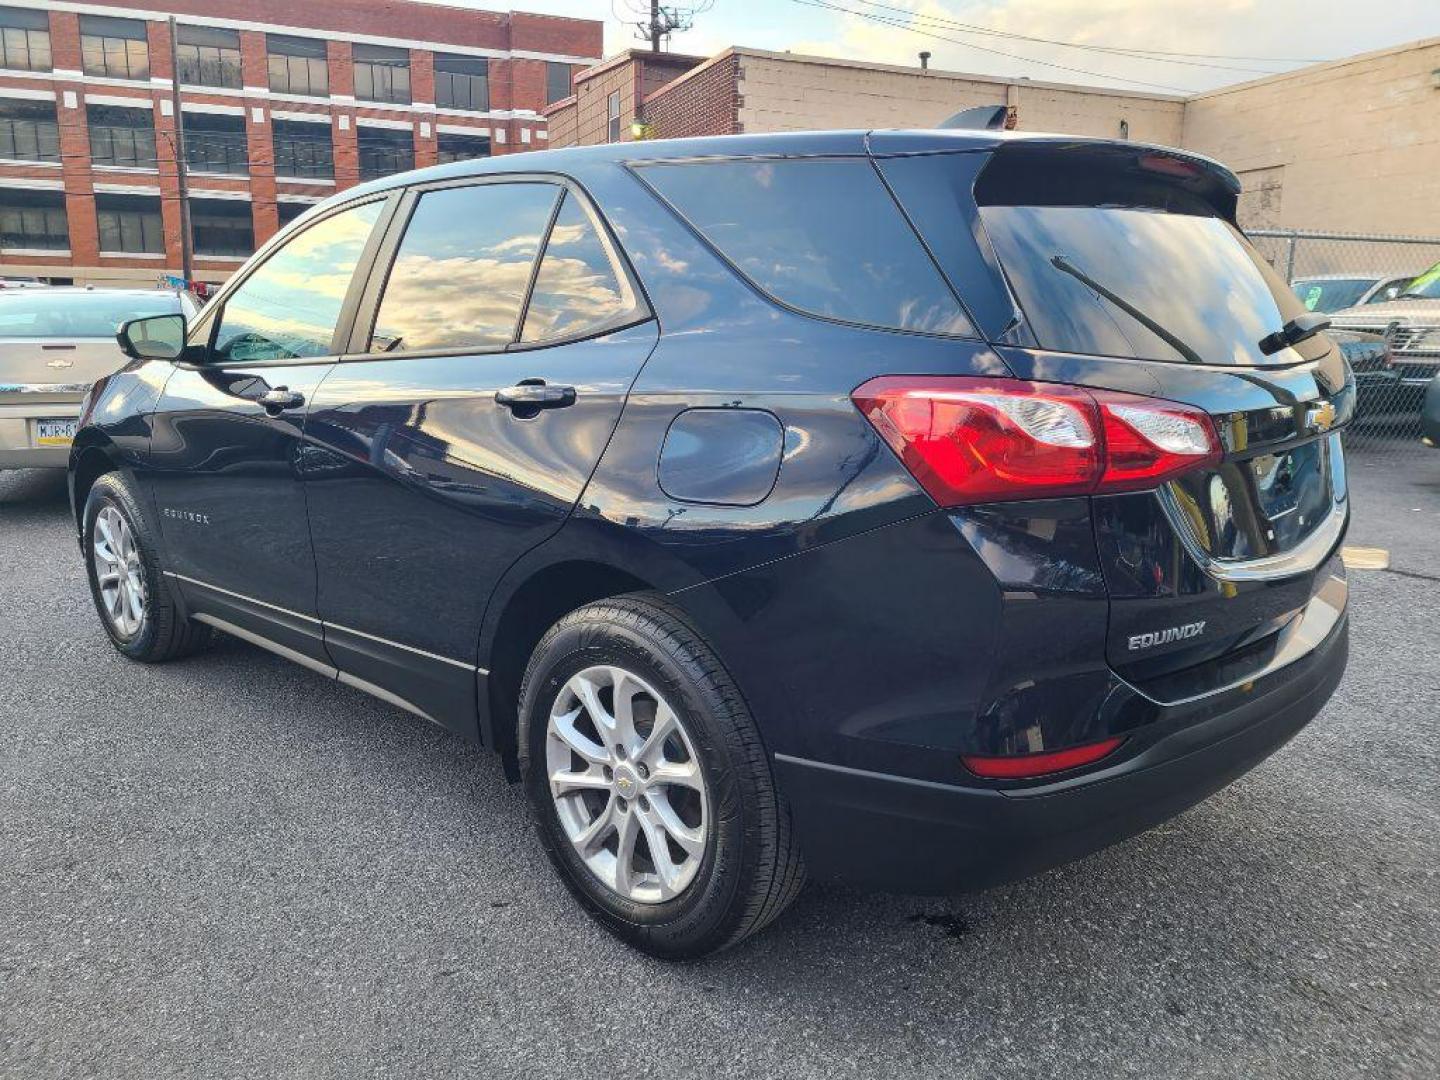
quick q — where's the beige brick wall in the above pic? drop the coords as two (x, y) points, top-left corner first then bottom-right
(1182, 38), (1440, 233)
(734, 49), (1186, 146)
(573, 61), (639, 146)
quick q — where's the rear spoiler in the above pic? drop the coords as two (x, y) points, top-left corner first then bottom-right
(866, 131), (1241, 224)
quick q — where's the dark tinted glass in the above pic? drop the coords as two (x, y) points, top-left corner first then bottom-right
(212, 200), (382, 362)
(640, 158), (973, 336)
(546, 61), (572, 103)
(982, 204), (1324, 366)
(370, 183), (560, 353)
(522, 193), (632, 342)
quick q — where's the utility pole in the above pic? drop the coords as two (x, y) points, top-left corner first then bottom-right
(167, 16), (194, 288)
(626, 0), (712, 53)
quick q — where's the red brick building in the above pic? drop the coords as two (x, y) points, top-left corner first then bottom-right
(0, 0), (601, 285)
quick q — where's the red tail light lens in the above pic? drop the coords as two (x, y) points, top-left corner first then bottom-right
(852, 376), (1221, 506)
(961, 736), (1125, 779)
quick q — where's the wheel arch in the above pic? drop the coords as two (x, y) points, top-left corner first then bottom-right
(68, 439), (122, 536)
(481, 557), (656, 771)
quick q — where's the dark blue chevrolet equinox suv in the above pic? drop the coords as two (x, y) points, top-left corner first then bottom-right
(71, 130), (1352, 958)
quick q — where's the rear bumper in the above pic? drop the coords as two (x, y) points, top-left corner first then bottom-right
(1, 414), (79, 468)
(0, 403), (82, 469)
(774, 605), (1348, 895)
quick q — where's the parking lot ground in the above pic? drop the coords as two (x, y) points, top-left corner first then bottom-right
(1, 448), (1437, 1080)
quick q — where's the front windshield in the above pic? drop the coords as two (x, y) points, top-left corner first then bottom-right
(1400, 263), (1440, 299)
(0, 291), (183, 338)
(1292, 278), (1375, 313)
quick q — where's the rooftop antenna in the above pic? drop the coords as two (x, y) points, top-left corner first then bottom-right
(621, 0), (715, 52)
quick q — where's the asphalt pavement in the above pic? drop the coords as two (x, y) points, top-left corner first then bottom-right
(1, 446), (1437, 1080)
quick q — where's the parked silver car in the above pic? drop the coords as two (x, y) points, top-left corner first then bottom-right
(0, 287), (197, 469)
(1328, 262), (1440, 401)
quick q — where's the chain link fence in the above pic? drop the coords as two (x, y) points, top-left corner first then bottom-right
(1250, 228), (1440, 456)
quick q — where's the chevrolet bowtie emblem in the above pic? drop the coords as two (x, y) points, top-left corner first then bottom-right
(45, 357), (74, 369)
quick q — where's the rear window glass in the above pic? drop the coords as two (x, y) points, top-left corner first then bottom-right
(1292, 278), (1375, 313)
(0, 290), (182, 338)
(638, 158), (974, 337)
(982, 204), (1323, 366)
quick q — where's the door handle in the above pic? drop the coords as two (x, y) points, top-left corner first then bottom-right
(494, 381), (577, 413)
(257, 387), (305, 413)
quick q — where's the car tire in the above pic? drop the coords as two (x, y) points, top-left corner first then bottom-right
(83, 471), (211, 663)
(518, 593), (806, 959)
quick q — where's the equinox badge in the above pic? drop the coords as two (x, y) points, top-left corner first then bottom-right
(1129, 621), (1207, 651)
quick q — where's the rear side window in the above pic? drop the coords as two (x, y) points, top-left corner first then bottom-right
(638, 158), (974, 337)
(520, 191), (633, 343)
(369, 183), (561, 353)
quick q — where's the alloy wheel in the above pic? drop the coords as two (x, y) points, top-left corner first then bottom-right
(92, 505), (146, 640)
(546, 665), (710, 904)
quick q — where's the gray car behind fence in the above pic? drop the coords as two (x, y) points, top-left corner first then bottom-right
(1250, 228), (1440, 457)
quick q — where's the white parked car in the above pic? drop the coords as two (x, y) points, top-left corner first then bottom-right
(0, 287), (197, 470)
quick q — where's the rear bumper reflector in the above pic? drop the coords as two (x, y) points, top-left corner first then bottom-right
(961, 736), (1125, 779)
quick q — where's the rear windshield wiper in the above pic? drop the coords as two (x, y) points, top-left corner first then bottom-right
(1258, 313), (1330, 356)
(1050, 255), (1203, 364)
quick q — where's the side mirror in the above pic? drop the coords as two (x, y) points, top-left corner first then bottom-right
(117, 313), (187, 361)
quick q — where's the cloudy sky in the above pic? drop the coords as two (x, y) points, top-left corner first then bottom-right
(465, 0), (1440, 94)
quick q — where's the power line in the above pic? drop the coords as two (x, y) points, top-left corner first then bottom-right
(615, 0), (716, 52)
(789, 0), (1193, 92)
(838, 0), (1328, 67)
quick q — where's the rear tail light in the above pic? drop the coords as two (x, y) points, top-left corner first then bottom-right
(852, 376), (1221, 506)
(961, 736), (1125, 779)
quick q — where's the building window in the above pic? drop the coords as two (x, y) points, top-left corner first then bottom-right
(176, 25), (242, 90)
(268, 34), (328, 97)
(272, 119), (332, 179)
(276, 201), (310, 229)
(80, 15), (149, 81)
(0, 100), (60, 164)
(87, 104), (156, 168)
(434, 54), (488, 112)
(546, 62), (573, 105)
(606, 91), (621, 143)
(0, 6), (51, 72)
(356, 125), (413, 181)
(190, 198), (253, 258)
(353, 44), (410, 105)
(96, 192), (163, 254)
(0, 189), (67, 250)
(183, 111), (248, 175)
(436, 131), (490, 164)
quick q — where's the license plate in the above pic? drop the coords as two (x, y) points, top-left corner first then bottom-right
(36, 419), (78, 447)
